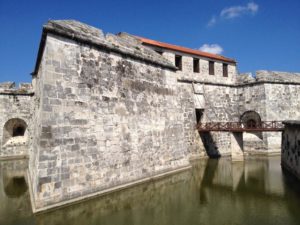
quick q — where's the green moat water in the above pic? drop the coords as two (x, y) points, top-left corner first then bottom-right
(1, 156), (300, 225)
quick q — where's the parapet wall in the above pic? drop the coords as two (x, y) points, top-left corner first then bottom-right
(0, 82), (33, 159)
(281, 121), (300, 180)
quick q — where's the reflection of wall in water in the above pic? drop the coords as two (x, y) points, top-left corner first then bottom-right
(205, 157), (285, 196)
(198, 157), (293, 225)
(0, 160), (31, 225)
(35, 168), (196, 225)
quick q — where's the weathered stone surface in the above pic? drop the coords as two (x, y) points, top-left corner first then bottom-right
(282, 121), (300, 180)
(0, 93), (32, 158)
(28, 26), (190, 211)
(41, 20), (176, 73)
(256, 70), (300, 83)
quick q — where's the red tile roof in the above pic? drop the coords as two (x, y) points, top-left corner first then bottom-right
(135, 36), (236, 64)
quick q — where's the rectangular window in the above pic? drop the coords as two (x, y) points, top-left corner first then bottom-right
(155, 50), (163, 55)
(175, 55), (182, 70)
(209, 61), (214, 75)
(223, 63), (228, 77)
(193, 58), (200, 73)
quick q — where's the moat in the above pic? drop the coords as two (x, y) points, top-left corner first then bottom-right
(1, 156), (300, 225)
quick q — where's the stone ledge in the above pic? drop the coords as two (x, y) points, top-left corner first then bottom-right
(244, 150), (281, 157)
(0, 154), (28, 161)
(179, 72), (300, 87)
(283, 120), (300, 126)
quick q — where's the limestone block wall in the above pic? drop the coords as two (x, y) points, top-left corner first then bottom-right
(29, 21), (191, 212)
(0, 83), (33, 159)
(264, 83), (300, 151)
(237, 82), (268, 152)
(281, 121), (300, 180)
(173, 80), (241, 157)
(236, 71), (300, 153)
(201, 84), (239, 156)
(177, 82), (206, 159)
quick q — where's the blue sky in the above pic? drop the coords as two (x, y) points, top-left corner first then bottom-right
(0, 0), (299, 83)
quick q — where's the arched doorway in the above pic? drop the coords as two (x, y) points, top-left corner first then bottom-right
(2, 118), (28, 145)
(240, 111), (264, 151)
(240, 111), (262, 129)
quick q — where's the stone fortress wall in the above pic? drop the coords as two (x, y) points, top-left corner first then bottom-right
(236, 71), (300, 153)
(281, 121), (300, 180)
(0, 82), (33, 159)
(0, 20), (300, 212)
(28, 20), (191, 212)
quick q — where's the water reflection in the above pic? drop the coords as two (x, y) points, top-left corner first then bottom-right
(1, 157), (300, 225)
(0, 160), (32, 225)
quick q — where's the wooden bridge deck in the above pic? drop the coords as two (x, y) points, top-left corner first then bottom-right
(196, 121), (284, 132)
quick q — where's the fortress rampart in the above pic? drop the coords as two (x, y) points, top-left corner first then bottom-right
(0, 20), (299, 212)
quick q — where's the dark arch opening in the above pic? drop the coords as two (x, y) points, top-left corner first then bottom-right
(13, 126), (26, 137)
(2, 118), (27, 144)
(240, 110), (263, 141)
(246, 119), (257, 129)
(240, 111), (262, 129)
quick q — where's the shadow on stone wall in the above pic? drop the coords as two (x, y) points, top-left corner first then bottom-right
(200, 132), (220, 158)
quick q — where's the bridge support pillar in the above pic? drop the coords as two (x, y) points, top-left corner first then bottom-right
(230, 132), (244, 161)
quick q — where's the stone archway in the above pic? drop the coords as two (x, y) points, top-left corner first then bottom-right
(240, 111), (264, 151)
(2, 118), (28, 145)
(240, 111), (262, 129)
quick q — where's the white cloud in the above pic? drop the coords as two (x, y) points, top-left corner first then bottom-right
(247, 2), (259, 13)
(220, 2), (259, 19)
(199, 44), (223, 55)
(207, 2), (259, 26)
(207, 16), (217, 27)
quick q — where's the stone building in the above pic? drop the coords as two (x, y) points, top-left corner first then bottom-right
(0, 20), (299, 212)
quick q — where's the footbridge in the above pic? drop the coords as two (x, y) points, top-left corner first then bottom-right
(197, 121), (284, 132)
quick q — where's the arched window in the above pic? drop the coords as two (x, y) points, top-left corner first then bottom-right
(2, 118), (27, 144)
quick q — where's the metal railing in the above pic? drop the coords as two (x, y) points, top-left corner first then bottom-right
(196, 121), (284, 132)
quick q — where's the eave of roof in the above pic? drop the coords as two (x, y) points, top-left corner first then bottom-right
(136, 36), (236, 64)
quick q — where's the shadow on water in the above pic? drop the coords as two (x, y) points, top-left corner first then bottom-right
(199, 158), (219, 204)
(281, 167), (300, 222)
(1, 157), (300, 225)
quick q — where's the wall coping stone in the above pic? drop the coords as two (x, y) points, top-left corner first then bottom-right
(179, 70), (300, 87)
(32, 20), (177, 76)
(0, 82), (34, 95)
(256, 70), (300, 83)
(283, 120), (300, 126)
